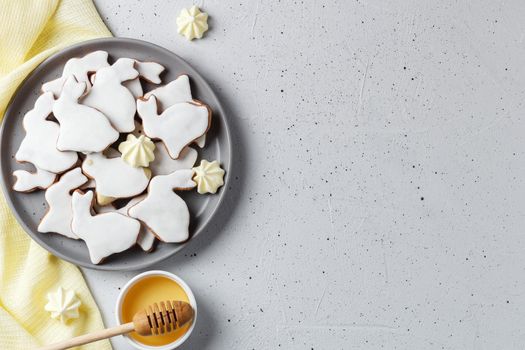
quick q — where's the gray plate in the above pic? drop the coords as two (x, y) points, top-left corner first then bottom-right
(0, 38), (232, 271)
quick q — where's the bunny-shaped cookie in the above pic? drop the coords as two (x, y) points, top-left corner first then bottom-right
(42, 50), (109, 97)
(71, 190), (140, 264)
(53, 77), (119, 153)
(137, 96), (210, 159)
(39, 168), (88, 239)
(82, 58), (139, 132)
(128, 169), (196, 243)
(16, 92), (78, 172)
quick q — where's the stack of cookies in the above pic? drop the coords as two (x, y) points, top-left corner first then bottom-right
(13, 51), (225, 264)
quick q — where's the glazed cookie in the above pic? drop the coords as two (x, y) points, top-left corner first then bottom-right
(82, 152), (150, 200)
(150, 143), (198, 176)
(143, 75), (206, 148)
(38, 167), (88, 239)
(144, 75), (192, 111)
(194, 134), (206, 148)
(82, 58), (139, 132)
(89, 149), (120, 207)
(128, 169), (196, 243)
(135, 219), (156, 252)
(135, 61), (165, 84)
(137, 96), (211, 159)
(53, 77), (119, 153)
(122, 78), (143, 99)
(42, 50), (109, 97)
(13, 167), (57, 192)
(122, 61), (165, 98)
(15, 92), (78, 173)
(71, 190), (140, 264)
(97, 195), (156, 252)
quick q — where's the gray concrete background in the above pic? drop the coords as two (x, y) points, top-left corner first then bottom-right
(84, 0), (525, 348)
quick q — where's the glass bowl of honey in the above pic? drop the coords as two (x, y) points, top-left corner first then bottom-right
(116, 270), (197, 349)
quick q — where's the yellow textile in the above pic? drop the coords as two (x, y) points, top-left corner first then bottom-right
(0, 0), (112, 349)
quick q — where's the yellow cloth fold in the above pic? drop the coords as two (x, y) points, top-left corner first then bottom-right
(0, 0), (112, 349)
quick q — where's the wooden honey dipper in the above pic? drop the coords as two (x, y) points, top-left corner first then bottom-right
(38, 300), (194, 350)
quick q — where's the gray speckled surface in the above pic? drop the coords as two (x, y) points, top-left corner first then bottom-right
(84, 1), (525, 349)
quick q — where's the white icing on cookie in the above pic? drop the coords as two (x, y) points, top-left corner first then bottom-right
(128, 169), (196, 243)
(71, 190), (140, 264)
(137, 96), (210, 159)
(15, 92), (78, 173)
(38, 168), (87, 239)
(121, 61), (164, 98)
(123, 78), (143, 99)
(143, 75), (205, 148)
(13, 167), (57, 192)
(136, 223), (156, 252)
(150, 143), (198, 176)
(53, 77), (119, 153)
(42, 51), (109, 97)
(82, 152), (150, 199)
(97, 195), (156, 252)
(82, 58), (139, 132)
(144, 75), (192, 112)
(194, 134), (206, 148)
(135, 61), (164, 84)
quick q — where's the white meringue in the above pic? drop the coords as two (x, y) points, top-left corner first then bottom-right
(176, 6), (209, 41)
(192, 160), (225, 194)
(118, 134), (155, 168)
(44, 287), (81, 323)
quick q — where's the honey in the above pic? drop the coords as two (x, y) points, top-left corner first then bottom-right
(120, 275), (192, 347)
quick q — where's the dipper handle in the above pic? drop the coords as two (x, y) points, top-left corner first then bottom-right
(37, 300), (194, 350)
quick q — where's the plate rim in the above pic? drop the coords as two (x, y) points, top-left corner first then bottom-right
(0, 37), (233, 271)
